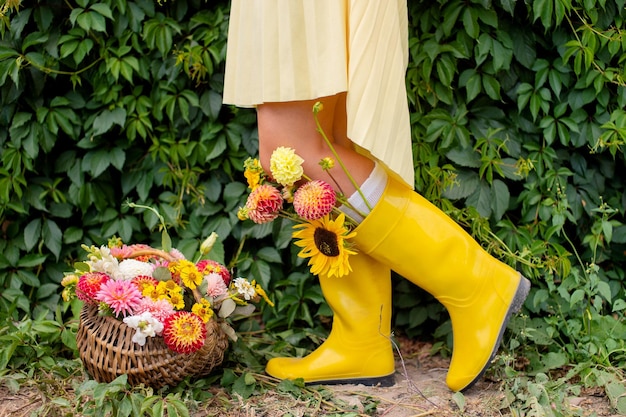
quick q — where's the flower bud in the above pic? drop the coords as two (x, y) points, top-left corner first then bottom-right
(237, 207), (249, 221)
(200, 232), (218, 255)
(319, 157), (335, 170)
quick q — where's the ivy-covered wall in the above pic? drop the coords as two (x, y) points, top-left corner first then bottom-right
(1, 0), (625, 370)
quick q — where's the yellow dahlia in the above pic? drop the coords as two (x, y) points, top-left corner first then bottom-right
(157, 279), (182, 296)
(178, 260), (203, 290)
(244, 184), (283, 224)
(191, 299), (214, 323)
(293, 180), (336, 220)
(142, 282), (163, 300)
(162, 311), (206, 354)
(292, 213), (357, 278)
(167, 292), (186, 310)
(269, 147), (304, 186)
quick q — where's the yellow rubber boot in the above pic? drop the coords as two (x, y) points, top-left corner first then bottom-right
(353, 175), (530, 392)
(265, 252), (395, 386)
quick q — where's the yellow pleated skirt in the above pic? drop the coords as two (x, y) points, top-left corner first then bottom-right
(223, 0), (414, 187)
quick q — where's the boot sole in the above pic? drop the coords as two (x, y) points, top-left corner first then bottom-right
(305, 373), (396, 387)
(460, 274), (531, 392)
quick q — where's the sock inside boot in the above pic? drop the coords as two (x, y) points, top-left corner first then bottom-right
(339, 162), (387, 223)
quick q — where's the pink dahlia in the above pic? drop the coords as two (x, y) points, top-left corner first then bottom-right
(245, 184), (283, 224)
(109, 244), (134, 259)
(293, 180), (336, 220)
(134, 297), (175, 323)
(95, 279), (143, 317)
(162, 311), (207, 354)
(76, 272), (110, 303)
(205, 272), (228, 297)
(196, 259), (231, 285)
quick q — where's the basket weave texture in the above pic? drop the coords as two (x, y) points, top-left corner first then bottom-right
(76, 303), (229, 389)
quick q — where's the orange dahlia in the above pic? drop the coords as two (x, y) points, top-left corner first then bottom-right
(131, 275), (158, 293)
(76, 272), (110, 303)
(244, 184), (284, 224)
(293, 180), (336, 220)
(162, 311), (207, 354)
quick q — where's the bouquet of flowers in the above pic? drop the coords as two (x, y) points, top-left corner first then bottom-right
(237, 103), (366, 278)
(62, 206), (273, 388)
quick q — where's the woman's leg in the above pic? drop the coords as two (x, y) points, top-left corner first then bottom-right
(256, 94), (374, 197)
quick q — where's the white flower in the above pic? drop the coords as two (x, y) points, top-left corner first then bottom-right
(123, 312), (164, 346)
(86, 246), (120, 277)
(233, 277), (256, 300)
(116, 259), (154, 280)
(205, 272), (228, 297)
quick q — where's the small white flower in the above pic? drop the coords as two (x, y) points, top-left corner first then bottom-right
(123, 312), (164, 346)
(205, 272), (228, 297)
(116, 259), (154, 280)
(233, 277), (256, 300)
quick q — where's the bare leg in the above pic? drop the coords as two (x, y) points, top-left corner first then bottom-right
(257, 93), (374, 197)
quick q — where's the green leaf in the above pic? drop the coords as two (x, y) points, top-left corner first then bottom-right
(570, 289), (585, 307)
(42, 219), (62, 259)
(24, 218), (42, 251)
(232, 374), (255, 399)
(83, 149), (111, 178)
(443, 170), (480, 200)
(612, 298), (626, 312)
(462, 7), (479, 39)
(491, 180), (510, 221)
(17, 254), (47, 268)
(256, 247), (282, 263)
(596, 281), (612, 303)
(459, 69), (481, 102)
(533, 0), (554, 29)
(90, 3), (113, 19)
(92, 108), (127, 135)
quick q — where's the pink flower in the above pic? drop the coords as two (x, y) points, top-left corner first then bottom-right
(134, 297), (175, 323)
(95, 279), (143, 317)
(109, 245), (134, 259)
(76, 272), (110, 303)
(293, 180), (336, 220)
(205, 272), (228, 297)
(168, 248), (186, 260)
(245, 184), (284, 224)
(197, 259), (231, 285)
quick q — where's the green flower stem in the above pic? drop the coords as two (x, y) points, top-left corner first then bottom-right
(312, 103), (373, 212)
(125, 201), (172, 251)
(301, 172), (368, 224)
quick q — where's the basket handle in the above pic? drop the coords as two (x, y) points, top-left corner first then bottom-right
(124, 247), (205, 303)
(126, 248), (177, 263)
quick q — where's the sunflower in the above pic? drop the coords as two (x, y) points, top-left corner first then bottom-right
(292, 213), (357, 278)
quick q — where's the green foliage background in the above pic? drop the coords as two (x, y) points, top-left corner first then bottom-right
(1, 0), (626, 399)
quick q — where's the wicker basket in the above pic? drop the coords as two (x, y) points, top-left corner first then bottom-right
(77, 304), (229, 389)
(75, 248), (230, 389)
